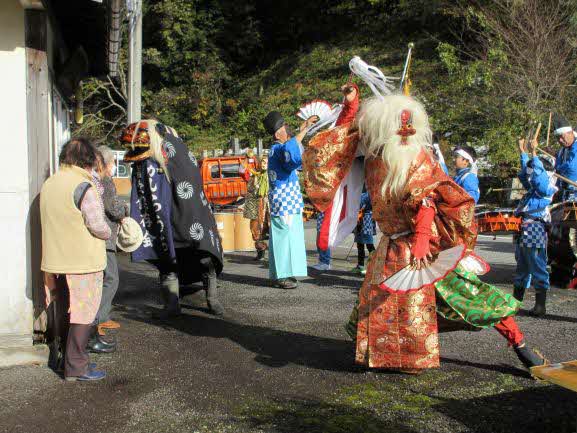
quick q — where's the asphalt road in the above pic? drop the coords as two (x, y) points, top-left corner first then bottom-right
(1, 222), (577, 433)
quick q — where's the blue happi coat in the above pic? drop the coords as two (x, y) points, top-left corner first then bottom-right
(555, 135), (577, 201)
(515, 153), (557, 249)
(355, 192), (376, 244)
(454, 168), (480, 204)
(268, 137), (304, 216)
(267, 136), (307, 280)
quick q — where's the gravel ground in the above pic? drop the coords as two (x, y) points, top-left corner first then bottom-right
(1, 224), (576, 433)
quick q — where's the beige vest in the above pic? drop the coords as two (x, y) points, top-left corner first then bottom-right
(40, 165), (106, 274)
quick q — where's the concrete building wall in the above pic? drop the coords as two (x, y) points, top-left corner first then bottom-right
(0, 1), (35, 357)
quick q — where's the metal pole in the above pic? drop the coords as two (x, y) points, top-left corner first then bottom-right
(127, 0), (142, 123)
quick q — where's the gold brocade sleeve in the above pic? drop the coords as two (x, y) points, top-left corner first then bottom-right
(302, 123), (360, 212)
(404, 157), (477, 251)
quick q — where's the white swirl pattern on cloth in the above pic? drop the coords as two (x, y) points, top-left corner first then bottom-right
(164, 141), (176, 158)
(189, 222), (204, 240)
(176, 181), (194, 199)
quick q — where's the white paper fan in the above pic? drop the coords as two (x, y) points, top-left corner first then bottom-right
(349, 56), (397, 100)
(458, 253), (490, 275)
(297, 99), (342, 136)
(297, 99), (332, 120)
(306, 104), (344, 137)
(379, 245), (466, 293)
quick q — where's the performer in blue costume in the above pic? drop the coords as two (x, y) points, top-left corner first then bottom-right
(351, 190), (376, 275)
(263, 111), (317, 289)
(552, 113), (577, 201)
(512, 138), (557, 317)
(311, 211), (332, 271)
(453, 145), (480, 204)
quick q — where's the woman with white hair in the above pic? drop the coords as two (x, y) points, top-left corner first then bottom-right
(92, 145), (128, 343)
(304, 93), (546, 374)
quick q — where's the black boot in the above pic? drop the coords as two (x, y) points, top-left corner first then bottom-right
(87, 327), (116, 353)
(254, 249), (265, 261)
(159, 272), (181, 317)
(514, 342), (546, 369)
(529, 289), (547, 317)
(513, 286), (525, 302)
(202, 258), (224, 316)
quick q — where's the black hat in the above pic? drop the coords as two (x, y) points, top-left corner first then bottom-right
(263, 111), (285, 135)
(553, 113), (572, 135)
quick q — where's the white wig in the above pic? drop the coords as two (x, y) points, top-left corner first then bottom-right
(358, 94), (432, 199)
(132, 119), (178, 183)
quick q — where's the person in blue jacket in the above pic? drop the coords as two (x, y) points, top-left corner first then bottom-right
(263, 111), (317, 289)
(453, 145), (480, 204)
(512, 138), (557, 317)
(552, 113), (577, 201)
(351, 190), (376, 275)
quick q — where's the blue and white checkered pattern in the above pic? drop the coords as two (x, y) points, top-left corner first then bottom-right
(361, 211), (376, 236)
(317, 211), (325, 232)
(270, 180), (304, 216)
(519, 220), (547, 249)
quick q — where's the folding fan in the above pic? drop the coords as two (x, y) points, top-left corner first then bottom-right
(349, 56), (397, 99)
(297, 99), (333, 121)
(379, 245), (466, 293)
(297, 100), (343, 136)
(459, 252), (490, 275)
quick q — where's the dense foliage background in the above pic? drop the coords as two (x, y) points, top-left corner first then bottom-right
(75, 0), (577, 176)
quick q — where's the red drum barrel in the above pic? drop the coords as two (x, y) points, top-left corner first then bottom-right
(475, 208), (521, 235)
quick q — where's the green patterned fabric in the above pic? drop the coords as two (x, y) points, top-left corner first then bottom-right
(434, 265), (520, 329)
(345, 266), (520, 339)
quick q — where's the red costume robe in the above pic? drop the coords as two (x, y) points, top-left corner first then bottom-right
(304, 124), (521, 370)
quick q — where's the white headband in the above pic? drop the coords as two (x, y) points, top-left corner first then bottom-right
(554, 126), (573, 135)
(455, 148), (474, 164)
(455, 148), (478, 174)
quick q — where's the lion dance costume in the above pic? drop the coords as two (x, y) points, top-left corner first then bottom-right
(122, 120), (224, 316)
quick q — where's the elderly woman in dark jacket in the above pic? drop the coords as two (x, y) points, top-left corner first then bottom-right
(89, 146), (128, 351)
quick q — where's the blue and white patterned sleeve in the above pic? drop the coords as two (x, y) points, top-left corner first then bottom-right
(276, 137), (302, 172)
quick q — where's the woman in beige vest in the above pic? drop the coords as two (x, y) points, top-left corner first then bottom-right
(41, 138), (111, 381)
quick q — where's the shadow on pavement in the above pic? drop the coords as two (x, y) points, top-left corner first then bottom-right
(433, 386), (577, 433)
(122, 309), (363, 373)
(441, 357), (528, 379)
(517, 310), (577, 324)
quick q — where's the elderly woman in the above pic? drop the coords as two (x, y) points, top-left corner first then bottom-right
(41, 138), (110, 381)
(96, 148), (127, 327)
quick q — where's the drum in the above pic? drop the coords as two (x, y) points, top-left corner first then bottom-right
(234, 211), (256, 251)
(214, 212), (235, 252)
(475, 208), (521, 235)
(550, 201), (577, 229)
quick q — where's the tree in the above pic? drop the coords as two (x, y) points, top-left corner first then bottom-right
(463, 0), (577, 112)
